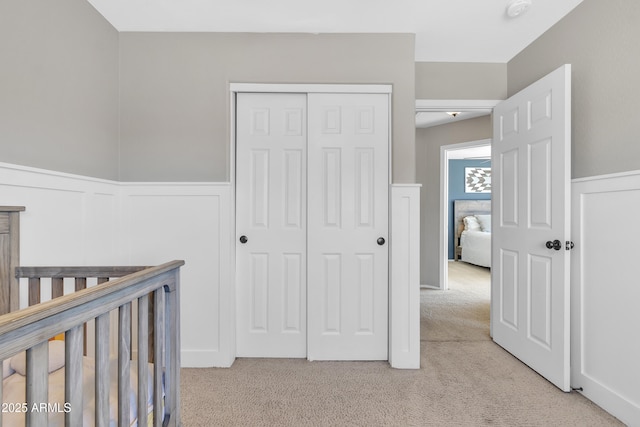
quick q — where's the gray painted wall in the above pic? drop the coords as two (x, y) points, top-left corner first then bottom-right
(415, 62), (507, 100)
(2, 5), (415, 184)
(508, 0), (640, 179)
(119, 33), (416, 183)
(0, 0), (120, 180)
(416, 117), (492, 286)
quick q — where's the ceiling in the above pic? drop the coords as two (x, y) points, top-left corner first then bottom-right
(416, 110), (490, 129)
(86, 0), (584, 62)
(415, 99), (500, 128)
(448, 145), (492, 160)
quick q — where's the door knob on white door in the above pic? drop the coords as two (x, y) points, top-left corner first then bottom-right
(545, 240), (561, 250)
(239, 235), (248, 244)
(377, 237), (386, 246)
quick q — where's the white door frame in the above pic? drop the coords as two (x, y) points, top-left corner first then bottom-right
(416, 99), (499, 291)
(230, 83), (393, 362)
(439, 138), (492, 291)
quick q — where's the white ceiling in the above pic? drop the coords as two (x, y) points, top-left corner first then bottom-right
(86, 0), (583, 62)
(448, 145), (492, 160)
(416, 111), (490, 129)
(415, 99), (500, 128)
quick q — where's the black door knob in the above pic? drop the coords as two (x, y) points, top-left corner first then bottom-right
(239, 235), (248, 244)
(377, 237), (386, 246)
(545, 240), (561, 250)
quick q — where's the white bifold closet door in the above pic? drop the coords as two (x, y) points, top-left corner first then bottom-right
(236, 91), (389, 360)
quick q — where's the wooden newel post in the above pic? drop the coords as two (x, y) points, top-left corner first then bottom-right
(0, 206), (25, 315)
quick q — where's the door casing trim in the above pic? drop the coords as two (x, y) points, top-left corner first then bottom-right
(438, 138), (492, 292)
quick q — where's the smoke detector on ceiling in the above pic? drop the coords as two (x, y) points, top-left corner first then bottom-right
(506, 0), (532, 18)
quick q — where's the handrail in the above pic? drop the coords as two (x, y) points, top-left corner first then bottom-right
(16, 266), (148, 279)
(0, 206), (25, 212)
(0, 260), (183, 426)
(0, 260), (184, 360)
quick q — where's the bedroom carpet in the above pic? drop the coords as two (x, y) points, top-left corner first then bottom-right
(180, 261), (622, 426)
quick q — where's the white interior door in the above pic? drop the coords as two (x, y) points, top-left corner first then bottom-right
(307, 93), (389, 360)
(236, 93), (307, 357)
(492, 64), (571, 391)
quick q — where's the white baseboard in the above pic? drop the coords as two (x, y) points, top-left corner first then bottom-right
(182, 349), (234, 368)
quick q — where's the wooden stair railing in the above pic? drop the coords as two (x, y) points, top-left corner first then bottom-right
(15, 266), (156, 362)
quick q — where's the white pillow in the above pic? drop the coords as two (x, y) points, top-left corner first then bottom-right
(3, 359), (15, 379)
(10, 340), (66, 376)
(463, 216), (481, 231)
(475, 214), (492, 232)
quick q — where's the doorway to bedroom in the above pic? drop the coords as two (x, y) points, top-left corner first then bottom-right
(440, 139), (492, 292)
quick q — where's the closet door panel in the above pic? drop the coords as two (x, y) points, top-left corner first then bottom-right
(307, 93), (389, 360)
(236, 93), (307, 357)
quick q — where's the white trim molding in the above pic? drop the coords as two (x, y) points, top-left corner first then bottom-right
(415, 99), (501, 129)
(439, 139), (492, 291)
(415, 99), (501, 112)
(231, 83), (392, 94)
(390, 184), (421, 369)
(230, 84), (403, 367)
(571, 169), (640, 426)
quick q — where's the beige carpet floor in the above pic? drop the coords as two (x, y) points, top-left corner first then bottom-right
(181, 261), (623, 426)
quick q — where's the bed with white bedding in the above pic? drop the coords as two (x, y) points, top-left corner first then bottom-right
(454, 200), (491, 268)
(460, 229), (491, 268)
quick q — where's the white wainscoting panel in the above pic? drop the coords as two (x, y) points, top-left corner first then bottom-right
(1, 161), (425, 370)
(571, 170), (640, 426)
(390, 184), (421, 369)
(120, 183), (234, 368)
(0, 163), (235, 368)
(0, 162), (119, 270)
(0, 163), (121, 356)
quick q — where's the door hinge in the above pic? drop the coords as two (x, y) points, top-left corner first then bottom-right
(566, 241), (574, 250)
